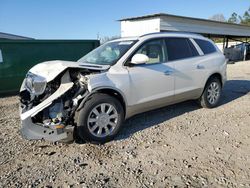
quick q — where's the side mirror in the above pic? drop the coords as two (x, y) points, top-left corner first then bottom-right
(131, 54), (149, 65)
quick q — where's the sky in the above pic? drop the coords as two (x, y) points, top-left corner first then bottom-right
(0, 0), (249, 39)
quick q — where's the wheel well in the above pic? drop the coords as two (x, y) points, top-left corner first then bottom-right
(206, 73), (223, 87)
(95, 88), (126, 116)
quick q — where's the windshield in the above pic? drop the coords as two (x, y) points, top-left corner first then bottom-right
(78, 40), (136, 65)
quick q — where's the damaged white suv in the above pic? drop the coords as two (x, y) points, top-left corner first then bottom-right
(20, 32), (227, 143)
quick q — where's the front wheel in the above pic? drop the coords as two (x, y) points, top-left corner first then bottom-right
(76, 93), (124, 143)
(199, 77), (222, 108)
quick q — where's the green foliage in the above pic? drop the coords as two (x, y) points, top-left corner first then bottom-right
(211, 38), (224, 43)
(228, 7), (250, 25)
(240, 7), (250, 25)
(228, 12), (239, 23)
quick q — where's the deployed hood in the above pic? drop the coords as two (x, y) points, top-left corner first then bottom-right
(29, 60), (110, 82)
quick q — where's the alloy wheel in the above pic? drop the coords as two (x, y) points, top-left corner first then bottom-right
(87, 103), (118, 138)
(207, 82), (220, 105)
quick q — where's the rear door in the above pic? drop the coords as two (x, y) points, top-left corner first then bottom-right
(165, 37), (205, 101)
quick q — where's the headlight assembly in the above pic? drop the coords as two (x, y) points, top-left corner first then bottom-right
(25, 72), (47, 95)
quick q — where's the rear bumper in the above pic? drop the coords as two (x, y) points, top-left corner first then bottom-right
(20, 117), (73, 142)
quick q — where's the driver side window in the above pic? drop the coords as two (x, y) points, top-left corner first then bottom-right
(135, 39), (166, 64)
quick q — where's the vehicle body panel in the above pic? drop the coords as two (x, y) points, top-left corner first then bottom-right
(173, 56), (206, 101)
(29, 60), (110, 82)
(125, 62), (175, 117)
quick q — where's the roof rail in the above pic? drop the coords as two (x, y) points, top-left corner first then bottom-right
(140, 31), (203, 38)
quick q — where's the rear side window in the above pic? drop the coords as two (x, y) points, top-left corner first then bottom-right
(194, 39), (217, 54)
(165, 38), (198, 61)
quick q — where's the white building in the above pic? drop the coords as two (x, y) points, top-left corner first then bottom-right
(120, 13), (250, 39)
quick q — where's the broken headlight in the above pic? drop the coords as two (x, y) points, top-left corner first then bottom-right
(25, 72), (47, 95)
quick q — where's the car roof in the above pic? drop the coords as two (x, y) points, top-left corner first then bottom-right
(139, 32), (206, 40)
(110, 32), (207, 43)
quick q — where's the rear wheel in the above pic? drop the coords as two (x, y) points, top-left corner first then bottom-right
(76, 93), (124, 143)
(199, 77), (222, 108)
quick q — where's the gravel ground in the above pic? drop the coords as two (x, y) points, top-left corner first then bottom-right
(0, 61), (250, 188)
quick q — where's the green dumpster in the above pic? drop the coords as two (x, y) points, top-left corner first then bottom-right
(0, 39), (99, 95)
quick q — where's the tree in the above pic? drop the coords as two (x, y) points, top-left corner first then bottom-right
(209, 14), (226, 22)
(239, 7), (250, 25)
(228, 12), (239, 23)
(229, 7), (250, 25)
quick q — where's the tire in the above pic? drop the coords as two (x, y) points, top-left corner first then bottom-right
(199, 77), (222, 108)
(76, 93), (124, 143)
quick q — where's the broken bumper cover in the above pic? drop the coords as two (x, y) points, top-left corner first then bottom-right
(20, 117), (73, 142)
(20, 71), (75, 142)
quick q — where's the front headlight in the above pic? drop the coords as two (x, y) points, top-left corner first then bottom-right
(25, 72), (47, 95)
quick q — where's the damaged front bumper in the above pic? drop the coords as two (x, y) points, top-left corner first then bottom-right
(19, 61), (105, 143)
(20, 117), (74, 142)
(20, 71), (76, 142)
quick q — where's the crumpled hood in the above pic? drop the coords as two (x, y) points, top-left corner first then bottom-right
(29, 60), (110, 82)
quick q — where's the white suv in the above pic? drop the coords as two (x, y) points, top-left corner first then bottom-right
(20, 32), (227, 143)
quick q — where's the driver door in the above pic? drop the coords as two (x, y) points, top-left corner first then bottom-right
(126, 39), (175, 114)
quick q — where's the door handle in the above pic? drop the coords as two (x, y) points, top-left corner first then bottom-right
(164, 70), (174, 75)
(196, 64), (205, 69)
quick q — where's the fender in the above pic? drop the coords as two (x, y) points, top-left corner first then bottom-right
(76, 86), (127, 112)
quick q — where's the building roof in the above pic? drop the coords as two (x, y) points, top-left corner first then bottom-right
(119, 13), (250, 38)
(119, 13), (242, 26)
(0, 32), (34, 40)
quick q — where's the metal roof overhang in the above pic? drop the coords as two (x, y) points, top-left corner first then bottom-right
(0, 32), (34, 40)
(120, 13), (250, 38)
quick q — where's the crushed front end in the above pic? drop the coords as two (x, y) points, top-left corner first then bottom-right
(19, 68), (94, 142)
